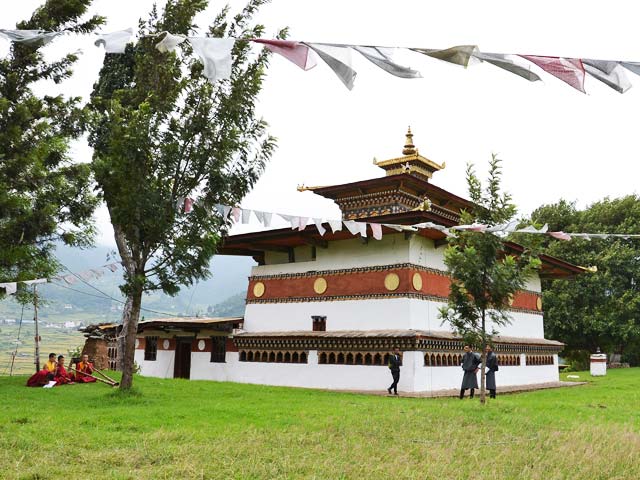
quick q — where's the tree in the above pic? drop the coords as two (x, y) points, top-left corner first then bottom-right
(530, 196), (640, 365)
(0, 1), (103, 294)
(88, 0), (281, 389)
(439, 155), (540, 403)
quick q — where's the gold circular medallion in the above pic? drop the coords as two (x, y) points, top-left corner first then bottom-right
(253, 281), (265, 298)
(313, 277), (328, 294)
(508, 294), (514, 306)
(412, 272), (423, 291)
(536, 297), (543, 311)
(384, 273), (400, 291)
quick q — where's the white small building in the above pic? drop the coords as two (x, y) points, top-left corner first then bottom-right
(132, 131), (583, 393)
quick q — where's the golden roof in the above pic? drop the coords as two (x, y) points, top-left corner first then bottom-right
(373, 127), (445, 179)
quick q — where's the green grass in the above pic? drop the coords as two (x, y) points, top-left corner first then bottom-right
(1, 369), (639, 479)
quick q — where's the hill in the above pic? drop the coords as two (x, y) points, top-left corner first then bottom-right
(1, 369), (639, 479)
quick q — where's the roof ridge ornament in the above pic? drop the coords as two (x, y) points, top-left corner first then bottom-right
(402, 126), (417, 155)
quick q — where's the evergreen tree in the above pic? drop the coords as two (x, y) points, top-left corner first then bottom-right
(440, 155), (540, 403)
(88, 0), (282, 389)
(0, 1), (103, 295)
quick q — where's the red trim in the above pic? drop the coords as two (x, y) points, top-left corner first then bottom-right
(590, 358), (607, 363)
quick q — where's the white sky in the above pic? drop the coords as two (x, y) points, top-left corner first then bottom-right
(4, 0), (640, 246)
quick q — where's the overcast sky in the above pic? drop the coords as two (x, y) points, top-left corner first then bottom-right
(4, 0), (640, 246)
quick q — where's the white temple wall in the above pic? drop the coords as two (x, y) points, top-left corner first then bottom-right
(408, 236), (447, 270)
(244, 298), (543, 338)
(189, 351), (416, 392)
(134, 350), (174, 379)
(259, 234), (410, 275)
(179, 351), (559, 391)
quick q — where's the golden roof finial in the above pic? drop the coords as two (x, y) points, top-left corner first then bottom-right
(402, 126), (417, 155)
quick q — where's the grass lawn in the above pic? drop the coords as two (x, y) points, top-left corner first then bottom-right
(2, 369), (639, 479)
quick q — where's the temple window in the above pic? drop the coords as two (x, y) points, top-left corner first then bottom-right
(210, 337), (226, 363)
(144, 336), (158, 361)
(312, 315), (327, 331)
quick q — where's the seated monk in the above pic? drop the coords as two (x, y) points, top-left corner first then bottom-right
(53, 355), (74, 385)
(26, 353), (57, 387)
(73, 354), (96, 383)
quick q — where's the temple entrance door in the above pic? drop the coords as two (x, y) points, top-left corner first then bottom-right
(173, 338), (192, 379)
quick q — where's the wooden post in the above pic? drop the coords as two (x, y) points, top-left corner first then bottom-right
(33, 285), (40, 373)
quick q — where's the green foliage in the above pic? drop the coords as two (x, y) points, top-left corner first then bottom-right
(1, 370), (640, 478)
(0, 1), (104, 294)
(440, 155), (540, 346)
(88, 0), (281, 297)
(531, 195), (640, 360)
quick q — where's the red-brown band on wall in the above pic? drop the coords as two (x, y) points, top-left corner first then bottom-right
(246, 267), (542, 312)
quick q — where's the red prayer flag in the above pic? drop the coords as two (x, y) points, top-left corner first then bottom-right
(519, 55), (585, 93)
(252, 39), (317, 71)
(183, 197), (193, 214)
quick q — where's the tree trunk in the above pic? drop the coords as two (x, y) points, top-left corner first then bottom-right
(479, 309), (487, 404)
(117, 296), (133, 371)
(119, 288), (143, 390)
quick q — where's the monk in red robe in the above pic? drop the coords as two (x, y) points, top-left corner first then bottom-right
(26, 353), (57, 387)
(53, 355), (74, 385)
(73, 354), (96, 383)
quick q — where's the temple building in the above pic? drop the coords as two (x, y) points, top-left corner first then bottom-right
(131, 129), (583, 393)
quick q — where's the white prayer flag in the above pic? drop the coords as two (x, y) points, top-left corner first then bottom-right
(313, 218), (326, 236)
(222, 205), (232, 220)
(357, 222), (368, 237)
(262, 212), (273, 227)
(343, 220), (360, 236)
(241, 209), (252, 224)
(231, 207), (241, 223)
(63, 275), (77, 285)
(298, 217), (309, 230)
(329, 220), (343, 233)
(0, 283), (17, 295)
(95, 28), (133, 53)
(155, 32), (186, 53)
(370, 223), (383, 240)
(189, 37), (235, 83)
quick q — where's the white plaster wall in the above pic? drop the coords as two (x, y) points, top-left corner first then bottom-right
(525, 276), (541, 293)
(258, 234), (410, 275)
(408, 236), (447, 270)
(189, 350), (416, 392)
(135, 350), (175, 378)
(244, 298), (542, 339)
(186, 351), (558, 392)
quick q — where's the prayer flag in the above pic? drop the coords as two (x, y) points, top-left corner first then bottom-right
(298, 217), (309, 230)
(0, 283), (17, 295)
(412, 45), (478, 67)
(253, 39), (317, 70)
(357, 222), (367, 237)
(329, 220), (343, 233)
(189, 37), (235, 83)
(313, 218), (327, 236)
(370, 223), (383, 240)
(183, 198), (193, 213)
(223, 205), (232, 220)
(549, 231), (572, 241)
(231, 207), (241, 223)
(241, 209), (252, 224)
(0, 29), (61, 46)
(94, 29), (133, 53)
(353, 46), (422, 78)
(343, 220), (360, 236)
(305, 43), (357, 90)
(583, 62), (631, 93)
(519, 56), (585, 93)
(473, 52), (541, 82)
(155, 32), (186, 53)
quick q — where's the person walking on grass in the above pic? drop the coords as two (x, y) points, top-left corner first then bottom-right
(485, 345), (499, 399)
(387, 347), (402, 396)
(459, 345), (481, 399)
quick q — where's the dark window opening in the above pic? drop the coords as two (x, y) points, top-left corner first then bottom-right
(312, 315), (326, 331)
(144, 336), (158, 361)
(210, 337), (226, 363)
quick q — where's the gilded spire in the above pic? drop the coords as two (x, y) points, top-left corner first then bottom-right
(402, 126), (417, 155)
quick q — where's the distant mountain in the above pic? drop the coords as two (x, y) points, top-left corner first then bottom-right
(0, 243), (255, 321)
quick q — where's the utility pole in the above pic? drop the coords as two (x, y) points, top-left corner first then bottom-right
(33, 284), (40, 373)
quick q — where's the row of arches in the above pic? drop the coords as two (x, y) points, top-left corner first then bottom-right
(424, 353), (523, 367)
(318, 351), (391, 366)
(526, 355), (554, 365)
(239, 350), (308, 364)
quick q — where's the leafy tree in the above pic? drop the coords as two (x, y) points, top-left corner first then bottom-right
(531, 196), (640, 364)
(440, 155), (540, 403)
(0, 1), (103, 295)
(88, 0), (281, 389)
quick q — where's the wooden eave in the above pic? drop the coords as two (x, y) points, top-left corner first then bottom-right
(308, 174), (474, 213)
